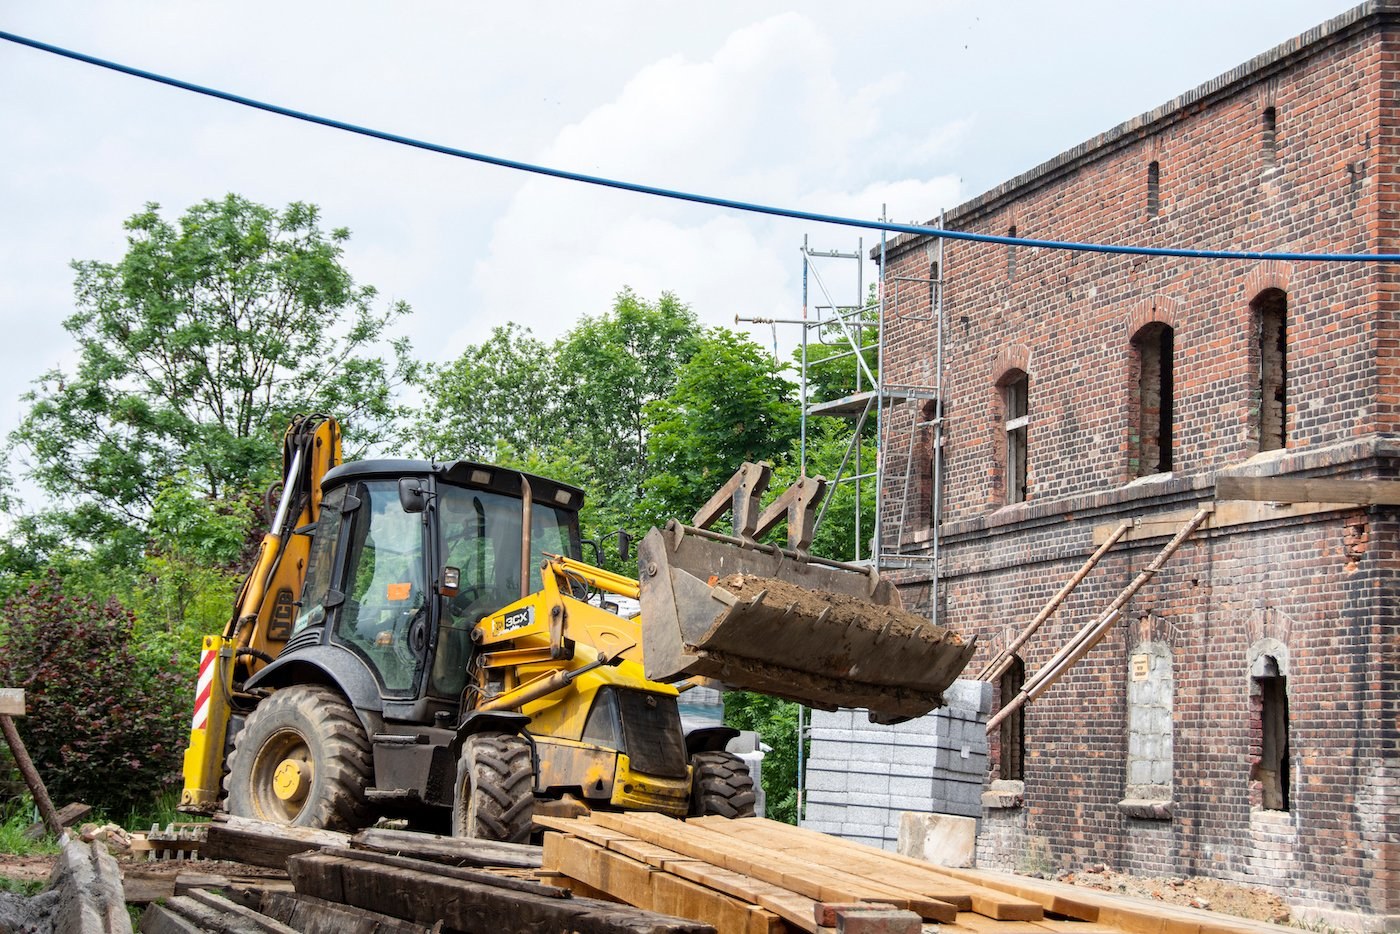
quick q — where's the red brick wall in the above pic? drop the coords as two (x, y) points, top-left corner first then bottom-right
(877, 8), (1398, 921)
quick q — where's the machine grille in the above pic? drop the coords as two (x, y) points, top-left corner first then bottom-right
(617, 690), (689, 779)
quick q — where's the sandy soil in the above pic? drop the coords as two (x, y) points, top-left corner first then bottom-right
(1058, 863), (1292, 926)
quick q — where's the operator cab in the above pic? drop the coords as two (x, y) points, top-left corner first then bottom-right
(289, 459), (584, 714)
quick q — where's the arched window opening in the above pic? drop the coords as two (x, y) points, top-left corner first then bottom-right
(1253, 289), (1288, 451)
(1002, 372), (1029, 503)
(1251, 654), (1291, 811)
(1133, 323), (1174, 475)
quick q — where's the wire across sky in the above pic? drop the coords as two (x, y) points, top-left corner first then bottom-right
(2, 29), (1397, 265)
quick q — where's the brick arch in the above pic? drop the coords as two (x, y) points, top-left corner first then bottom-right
(1125, 296), (1179, 341)
(1242, 262), (1291, 312)
(991, 345), (1031, 386)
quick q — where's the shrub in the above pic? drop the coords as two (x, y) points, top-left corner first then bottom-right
(0, 572), (189, 815)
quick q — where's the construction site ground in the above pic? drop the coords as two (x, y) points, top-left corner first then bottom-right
(0, 815), (1310, 934)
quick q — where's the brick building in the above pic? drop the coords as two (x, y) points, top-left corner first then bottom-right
(873, 3), (1397, 927)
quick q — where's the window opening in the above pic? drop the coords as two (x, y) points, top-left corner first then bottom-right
(1262, 107), (1278, 168)
(1254, 289), (1288, 451)
(1147, 161), (1161, 216)
(1133, 323), (1174, 475)
(1003, 373), (1029, 504)
(998, 656), (1025, 781)
(1252, 658), (1290, 811)
(1007, 226), (1017, 282)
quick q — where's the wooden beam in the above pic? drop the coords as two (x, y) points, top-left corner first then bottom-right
(0, 689), (25, 716)
(351, 826), (542, 869)
(203, 816), (350, 869)
(289, 850), (714, 934)
(259, 891), (435, 934)
(1215, 475), (1400, 505)
(587, 812), (955, 922)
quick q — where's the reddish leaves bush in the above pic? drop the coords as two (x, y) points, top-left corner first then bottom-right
(0, 573), (189, 815)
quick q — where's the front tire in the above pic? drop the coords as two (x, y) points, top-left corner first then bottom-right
(224, 685), (373, 830)
(688, 751), (757, 818)
(451, 732), (534, 842)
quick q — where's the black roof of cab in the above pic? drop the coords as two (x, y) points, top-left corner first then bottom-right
(321, 459), (585, 513)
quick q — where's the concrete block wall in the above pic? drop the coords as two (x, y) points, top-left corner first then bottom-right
(801, 680), (992, 850)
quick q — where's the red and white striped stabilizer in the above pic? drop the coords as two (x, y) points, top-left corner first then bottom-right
(191, 644), (216, 731)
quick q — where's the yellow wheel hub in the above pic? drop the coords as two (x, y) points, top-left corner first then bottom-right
(272, 758), (310, 803)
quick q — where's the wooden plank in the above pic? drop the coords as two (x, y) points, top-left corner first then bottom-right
(183, 889), (299, 934)
(587, 813), (949, 921)
(936, 869), (1298, 934)
(0, 689), (24, 716)
(689, 817), (1031, 922)
(1093, 499), (1356, 545)
(351, 825), (542, 869)
(203, 816), (350, 869)
(138, 903), (205, 934)
(321, 845), (568, 898)
(289, 850), (714, 934)
(652, 871), (777, 934)
(1215, 475), (1400, 505)
(26, 802), (92, 841)
(692, 816), (971, 914)
(549, 834), (660, 911)
(923, 867), (1101, 921)
(544, 825), (822, 932)
(259, 891), (435, 934)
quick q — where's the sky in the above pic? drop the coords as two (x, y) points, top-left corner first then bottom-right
(0, 1), (1352, 500)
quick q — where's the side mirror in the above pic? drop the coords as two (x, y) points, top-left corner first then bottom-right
(398, 477), (427, 514)
(616, 530), (632, 561)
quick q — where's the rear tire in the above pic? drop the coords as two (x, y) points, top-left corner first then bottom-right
(224, 685), (373, 830)
(688, 751), (756, 818)
(452, 732), (535, 842)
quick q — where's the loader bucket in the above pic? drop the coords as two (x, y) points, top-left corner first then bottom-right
(637, 522), (976, 721)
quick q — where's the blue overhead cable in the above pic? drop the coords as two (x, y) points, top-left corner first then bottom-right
(3, 29), (1397, 264)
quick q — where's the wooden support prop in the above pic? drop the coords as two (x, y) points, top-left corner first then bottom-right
(987, 507), (1211, 734)
(1215, 475), (1400, 505)
(0, 711), (64, 839)
(979, 521), (1131, 682)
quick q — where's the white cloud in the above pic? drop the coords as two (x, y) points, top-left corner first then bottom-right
(466, 13), (963, 355)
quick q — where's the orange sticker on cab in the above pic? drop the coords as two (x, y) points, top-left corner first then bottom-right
(386, 582), (412, 601)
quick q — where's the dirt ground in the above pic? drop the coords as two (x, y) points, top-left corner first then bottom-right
(1058, 863), (1292, 926)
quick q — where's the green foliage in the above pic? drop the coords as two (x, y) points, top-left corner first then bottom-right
(0, 798), (60, 857)
(722, 692), (803, 824)
(642, 329), (798, 527)
(408, 323), (557, 460)
(0, 574), (189, 815)
(10, 195), (415, 552)
(554, 290), (702, 507)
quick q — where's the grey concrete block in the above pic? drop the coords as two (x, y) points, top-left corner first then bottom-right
(806, 769), (849, 792)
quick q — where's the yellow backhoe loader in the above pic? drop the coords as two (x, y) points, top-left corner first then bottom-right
(180, 415), (974, 839)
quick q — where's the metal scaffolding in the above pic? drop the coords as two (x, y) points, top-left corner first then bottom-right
(739, 219), (948, 619)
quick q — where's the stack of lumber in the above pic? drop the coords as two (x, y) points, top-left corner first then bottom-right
(540, 814), (1294, 934)
(134, 816), (713, 934)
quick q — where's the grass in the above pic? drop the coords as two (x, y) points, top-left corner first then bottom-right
(0, 800), (59, 856)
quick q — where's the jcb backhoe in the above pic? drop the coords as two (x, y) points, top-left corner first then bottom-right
(180, 415), (974, 840)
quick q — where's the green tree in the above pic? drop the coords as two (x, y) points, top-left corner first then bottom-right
(723, 692), (802, 824)
(554, 290), (702, 508)
(642, 329), (798, 527)
(406, 323), (556, 461)
(10, 195), (415, 552)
